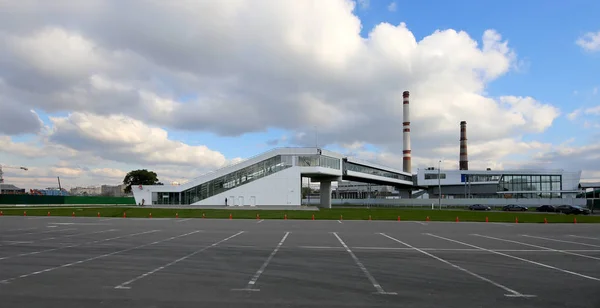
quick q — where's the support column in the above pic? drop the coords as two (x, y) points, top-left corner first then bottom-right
(319, 180), (332, 209)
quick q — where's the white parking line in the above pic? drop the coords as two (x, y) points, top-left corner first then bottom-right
(411, 221), (428, 226)
(99, 218), (121, 221)
(0, 230), (159, 261)
(569, 235), (600, 241)
(380, 233), (534, 298)
(333, 232), (396, 295)
(337, 220), (342, 224)
(256, 220), (264, 224)
(427, 233), (600, 282)
(19, 229), (118, 243)
(234, 232), (289, 291)
(521, 235), (600, 248)
(5, 227), (38, 232)
(3, 228), (77, 237)
(175, 218), (192, 223)
(472, 234), (600, 261)
(0, 230), (199, 285)
(115, 231), (244, 289)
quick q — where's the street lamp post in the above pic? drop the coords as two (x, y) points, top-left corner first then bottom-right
(438, 160), (442, 210)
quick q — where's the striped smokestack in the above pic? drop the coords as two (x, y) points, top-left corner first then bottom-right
(459, 121), (468, 170)
(402, 91), (411, 174)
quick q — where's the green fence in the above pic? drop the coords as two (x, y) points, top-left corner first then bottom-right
(0, 195), (135, 205)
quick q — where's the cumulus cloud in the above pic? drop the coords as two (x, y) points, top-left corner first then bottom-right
(387, 2), (397, 12)
(576, 31), (600, 52)
(0, 0), (588, 187)
(567, 109), (581, 121)
(585, 105), (600, 116)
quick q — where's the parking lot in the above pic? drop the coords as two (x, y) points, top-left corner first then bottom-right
(0, 216), (599, 308)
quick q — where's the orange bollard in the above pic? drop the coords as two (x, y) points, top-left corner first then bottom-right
(123, 212), (126, 218)
(72, 212), (75, 217)
(574, 217), (577, 224)
(369, 215), (371, 221)
(284, 214), (287, 220)
(426, 216), (430, 222)
(229, 213), (232, 220)
(24, 211), (27, 216)
(515, 217), (518, 224)
(397, 216), (401, 221)
(312, 214), (315, 220)
(455, 216), (459, 222)
(340, 215), (343, 221)
(544, 217), (548, 224)
(97, 212), (100, 218)
(485, 216), (489, 223)
(48, 211), (51, 216)
(0, 211), (3, 216)
(257, 214), (260, 220)
(176, 213), (179, 218)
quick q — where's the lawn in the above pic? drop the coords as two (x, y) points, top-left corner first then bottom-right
(1, 207), (598, 223)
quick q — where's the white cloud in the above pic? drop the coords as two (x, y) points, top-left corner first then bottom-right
(357, 0), (369, 9)
(585, 105), (600, 115)
(567, 109), (581, 121)
(576, 31), (600, 52)
(387, 2), (397, 12)
(594, 87), (598, 96)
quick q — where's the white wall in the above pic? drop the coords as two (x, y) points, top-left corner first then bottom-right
(194, 166), (302, 206)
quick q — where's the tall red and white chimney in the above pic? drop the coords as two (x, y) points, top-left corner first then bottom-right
(459, 121), (469, 170)
(402, 91), (412, 174)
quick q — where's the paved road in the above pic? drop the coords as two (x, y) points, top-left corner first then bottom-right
(0, 216), (599, 307)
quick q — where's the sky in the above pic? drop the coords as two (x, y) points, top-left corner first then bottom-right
(1, 0), (599, 190)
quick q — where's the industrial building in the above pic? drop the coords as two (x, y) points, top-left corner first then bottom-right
(133, 91), (588, 208)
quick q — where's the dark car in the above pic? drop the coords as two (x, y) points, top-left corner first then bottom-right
(469, 204), (491, 211)
(536, 205), (556, 212)
(502, 204), (528, 211)
(555, 205), (590, 215)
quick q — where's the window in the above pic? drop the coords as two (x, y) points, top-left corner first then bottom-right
(297, 155), (341, 170)
(344, 162), (412, 182)
(425, 173), (446, 180)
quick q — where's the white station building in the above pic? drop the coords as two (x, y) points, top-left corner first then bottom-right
(133, 147), (414, 208)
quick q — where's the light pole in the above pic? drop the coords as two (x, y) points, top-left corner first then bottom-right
(438, 160), (442, 210)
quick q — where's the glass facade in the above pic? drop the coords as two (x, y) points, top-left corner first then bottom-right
(498, 174), (562, 198)
(345, 162), (412, 182)
(153, 192), (180, 205)
(425, 173), (446, 180)
(297, 155), (341, 170)
(463, 174), (501, 182)
(178, 155), (293, 205)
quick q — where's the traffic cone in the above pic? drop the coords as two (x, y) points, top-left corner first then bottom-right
(48, 211), (51, 216)
(426, 216), (430, 222)
(202, 213), (205, 219)
(176, 213), (179, 218)
(312, 214), (315, 220)
(485, 217), (489, 223)
(515, 217), (518, 224)
(284, 214), (287, 220)
(0, 211), (3, 216)
(97, 212), (100, 218)
(257, 214), (260, 220)
(574, 217), (577, 224)
(397, 216), (400, 221)
(24, 211), (26, 216)
(455, 216), (459, 222)
(72, 212), (75, 217)
(544, 217), (548, 224)
(229, 213), (232, 220)
(340, 215), (343, 221)
(369, 215), (372, 221)
(149, 213), (152, 218)
(123, 212), (126, 218)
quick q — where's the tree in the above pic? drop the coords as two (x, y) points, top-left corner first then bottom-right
(123, 169), (161, 193)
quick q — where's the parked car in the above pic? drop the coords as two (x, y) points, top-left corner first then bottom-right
(469, 204), (491, 211)
(555, 205), (590, 215)
(536, 205), (556, 212)
(502, 204), (528, 211)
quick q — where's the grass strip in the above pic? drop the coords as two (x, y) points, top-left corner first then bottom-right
(0, 207), (598, 223)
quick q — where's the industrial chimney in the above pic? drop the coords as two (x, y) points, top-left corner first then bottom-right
(459, 121), (468, 170)
(402, 91), (412, 174)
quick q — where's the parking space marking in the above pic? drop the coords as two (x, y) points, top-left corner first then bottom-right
(0, 230), (199, 285)
(3, 228), (77, 237)
(40, 229), (118, 241)
(256, 219), (264, 224)
(411, 221), (428, 226)
(380, 233), (534, 298)
(427, 233), (600, 282)
(522, 235), (600, 248)
(569, 235), (600, 241)
(234, 232), (289, 292)
(333, 232), (396, 295)
(99, 218), (121, 221)
(472, 234), (600, 261)
(337, 220), (342, 224)
(0, 230), (159, 261)
(175, 218), (192, 223)
(115, 231), (244, 289)
(4, 227), (38, 232)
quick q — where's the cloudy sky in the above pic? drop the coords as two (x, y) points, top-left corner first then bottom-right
(1, 0), (599, 190)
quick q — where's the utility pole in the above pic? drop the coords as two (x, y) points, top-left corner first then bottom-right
(314, 125), (318, 148)
(438, 160), (442, 210)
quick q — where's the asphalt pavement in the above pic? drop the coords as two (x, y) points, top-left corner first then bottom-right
(0, 216), (599, 307)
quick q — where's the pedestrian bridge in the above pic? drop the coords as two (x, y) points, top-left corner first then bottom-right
(133, 147), (414, 208)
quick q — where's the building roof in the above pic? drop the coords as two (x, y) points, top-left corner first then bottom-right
(579, 182), (600, 189)
(0, 184), (24, 191)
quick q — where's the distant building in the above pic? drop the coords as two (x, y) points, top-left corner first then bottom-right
(101, 184), (127, 197)
(70, 186), (102, 196)
(0, 184), (26, 195)
(333, 181), (400, 199)
(35, 188), (69, 196)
